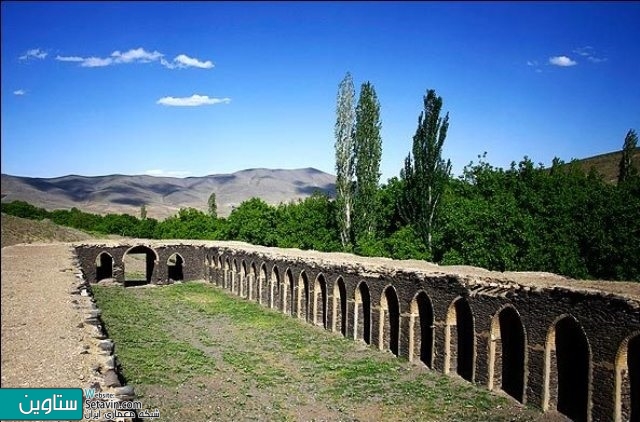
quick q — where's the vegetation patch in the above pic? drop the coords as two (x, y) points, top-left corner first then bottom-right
(92, 282), (548, 421)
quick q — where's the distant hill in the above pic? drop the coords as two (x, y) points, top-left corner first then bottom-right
(0, 168), (336, 220)
(567, 147), (640, 184)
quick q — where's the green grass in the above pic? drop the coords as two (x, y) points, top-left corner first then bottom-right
(91, 282), (539, 421)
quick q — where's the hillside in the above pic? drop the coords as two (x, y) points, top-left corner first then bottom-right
(0, 168), (336, 220)
(0, 213), (97, 248)
(568, 146), (640, 183)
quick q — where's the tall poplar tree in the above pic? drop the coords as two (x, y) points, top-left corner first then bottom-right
(618, 128), (638, 183)
(334, 72), (356, 250)
(400, 89), (451, 258)
(353, 82), (382, 240)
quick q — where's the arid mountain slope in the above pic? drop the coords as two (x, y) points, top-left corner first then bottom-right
(1, 168), (336, 219)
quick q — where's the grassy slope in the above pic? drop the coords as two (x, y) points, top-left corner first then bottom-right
(92, 283), (552, 422)
(0, 213), (97, 248)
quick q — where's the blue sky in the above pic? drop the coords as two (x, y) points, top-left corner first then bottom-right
(2, 2), (639, 182)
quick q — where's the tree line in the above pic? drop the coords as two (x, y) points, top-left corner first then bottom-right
(2, 74), (638, 281)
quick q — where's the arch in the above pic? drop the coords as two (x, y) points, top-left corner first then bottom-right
(409, 291), (434, 368)
(95, 251), (114, 282)
(167, 252), (184, 282)
(297, 271), (310, 321)
(232, 258), (239, 294)
(353, 281), (371, 345)
(488, 305), (526, 403)
(240, 260), (247, 298)
(543, 314), (591, 422)
(379, 285), (400, 356)
(615, 331), (640, 422)
(249, 262), (258, 302)
(123, 245), (158, 286)
(259, 263), (268, 306)
(313, 274), (328, 329)
(444, 296), (475, 382)
(223, 257), (231, 288)
(282, 268), (294, 315)
(270, 266), (280, 310)
(332, 277), (347, 336)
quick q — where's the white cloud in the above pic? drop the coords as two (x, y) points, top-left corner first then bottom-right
(111, 48), (163, 63)
(549, 55), (577, 67)
(81, 57), (114, 67)
(55, 55), (85, 62)
(13, 89), (26, 96)
(574, 46), (607, 63)
(145, 169), (192, 177)
(161, 54), (214, 69)
(526, 60), (538, 67)
(174, 54), (214, 69)
(156, 94), (231, 107)
(19, 48), (47, 60)
(55, 48), (214, 70)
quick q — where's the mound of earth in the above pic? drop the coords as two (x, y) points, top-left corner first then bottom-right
(1, 213), (96, 248)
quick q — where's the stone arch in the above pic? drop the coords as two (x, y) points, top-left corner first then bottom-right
(444, 296), (475, 382)
(249, 262), (258, 302)
(259, 263), (268, 306)
(615, 331), (640, 422)
(313, 273), (328, 329)
(223, 256), (231, 288)
(409, 290), (434, 368)
(353, 281), (371, 345)
(282, 268), (295, 315)
(379, 285), (400, 356)
(95, 251), (114, 282)
(123, 245), (158, 286)
(332, 277), (347, 336)
(297, 271), (310, 321)
(167, 252), (184, 282)
(270, 266), (280, 310)
(543, 314), (591, 422)
(240, 260), (247, 298)
(488, 305), (527, 404)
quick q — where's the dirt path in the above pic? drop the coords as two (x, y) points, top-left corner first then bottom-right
(1, 243), (100, 389)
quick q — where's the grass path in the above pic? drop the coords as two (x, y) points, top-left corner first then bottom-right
(92, 282), (548, 422)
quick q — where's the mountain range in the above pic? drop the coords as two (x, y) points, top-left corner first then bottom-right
(0, 168), (336, 219)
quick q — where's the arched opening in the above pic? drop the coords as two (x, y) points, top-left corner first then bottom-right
(379, 286), (400, 356)
(313, 274), (328, 329)
(123, 245), (157, 287)
(354, 281), (371, 345)
(270, 266), (280, 310)
(259, 263), (268, 305)
(615, 332), (639, 422)
(223, 257), (230, 288)
(240, 260), (247, 298)
(297, 271), (310, 321)
(445, 297), (475, 382)
(409, 291), (434, 368)
(489, 306), (526, 403)
(544, 315), (591, 422)
(95, 252), (113, 282)
(283, 269), (294, 315)
(167, 253), (184, 282)
(249, 262), (257, 301)
(332, 277), (347, 336)
(232, 259), (239, 294)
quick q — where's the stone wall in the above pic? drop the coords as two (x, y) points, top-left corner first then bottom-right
(73, 241), (640, 422)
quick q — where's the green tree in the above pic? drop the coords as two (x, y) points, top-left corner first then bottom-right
(353, 82), (382, 243)
(334, 72), (356, 250)
(140, 204), (147, 220)
(400, 89), (451, 258)
(223, 198), (277, 246)
(619, 128), (638, 183)
(208, 192), (218, 217)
